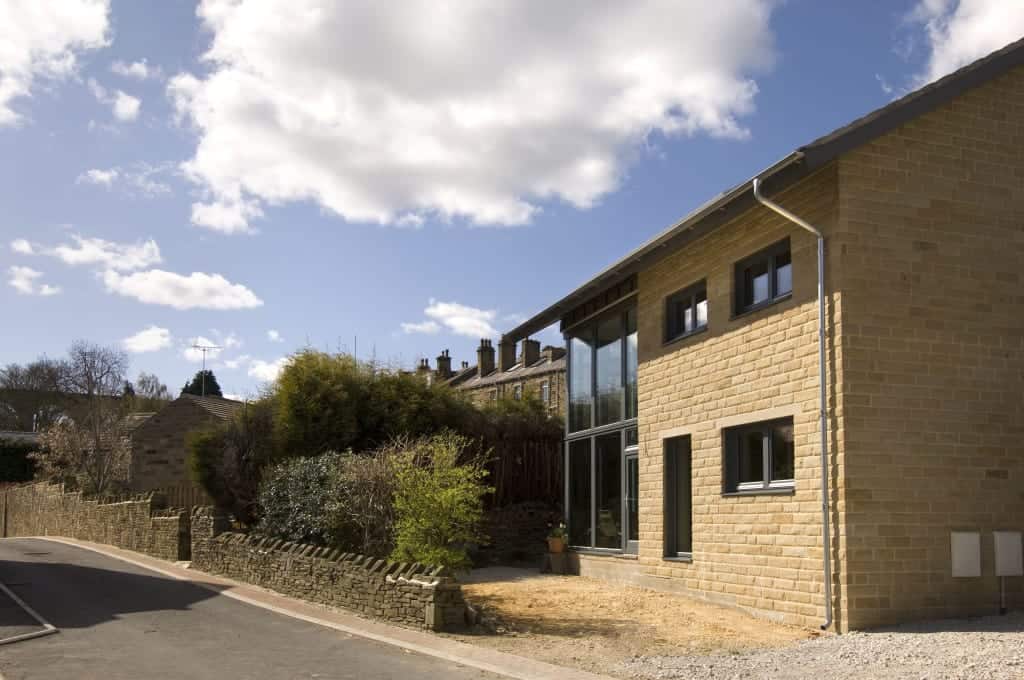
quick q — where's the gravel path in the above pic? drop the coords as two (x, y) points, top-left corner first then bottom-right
(621, 611), (1024, 680)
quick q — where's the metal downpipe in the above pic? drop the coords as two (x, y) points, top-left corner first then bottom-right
(752, 177), (834, 632)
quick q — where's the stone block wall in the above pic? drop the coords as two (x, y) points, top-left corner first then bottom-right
(190, 507), (467, 631)
(1, 482), (189, 561)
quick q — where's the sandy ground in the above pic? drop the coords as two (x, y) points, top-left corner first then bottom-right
(448, 568), (812, 678)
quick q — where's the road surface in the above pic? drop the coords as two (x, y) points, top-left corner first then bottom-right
(0, 538), (501, 680)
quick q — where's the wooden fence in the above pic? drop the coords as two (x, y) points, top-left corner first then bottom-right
(484, 438), (563, 508)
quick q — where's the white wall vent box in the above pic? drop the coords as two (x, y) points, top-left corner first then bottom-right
(994, 531), (1023, 577)
(951, 531), (981, 577)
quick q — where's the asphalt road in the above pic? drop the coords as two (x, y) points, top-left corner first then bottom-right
(0, 538), (502, 680)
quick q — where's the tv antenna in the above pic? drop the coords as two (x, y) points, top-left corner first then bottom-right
(191, 343), (221, 396)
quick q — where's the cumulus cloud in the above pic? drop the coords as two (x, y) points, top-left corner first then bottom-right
(87, 77), (141, 122)
(0, 0), (110, 126)
(248, 357), (287, 383)
(122, 325), (172, 353)
(183, 335), (222, 362)
(404, 299), (498, 338)
(169, 0), (776, 232)
(10, 239), (34, 255)
(77, 163), (174, 197)
(102, 269), (264, 310)
(7, 266), (60, 296)
(78, 168), (120, 186)
(222, 354), (251, 370)
(48, 234), (162, 271)
(111, 58), (158, 80)
(267, 329), (283, 343)
(908, 0), (1024, 86)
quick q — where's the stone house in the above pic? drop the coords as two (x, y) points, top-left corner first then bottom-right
(503, 40), (1024, 632)
(129, 394), (243, 492)
(417, 340), (566, 417)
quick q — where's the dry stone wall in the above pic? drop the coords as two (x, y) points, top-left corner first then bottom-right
(190, 507), (467, 631)
(1, 482), (188, 561)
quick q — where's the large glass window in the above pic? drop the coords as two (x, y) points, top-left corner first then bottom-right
(724, 417), (795, 493)
(568, 439), (592, 546)
(596, 316), (623, 426)
(595, 433), (622, 548)
(625, 308), (638, 420)
(568, 333), (593, 432)
(664, 436), (692, 557)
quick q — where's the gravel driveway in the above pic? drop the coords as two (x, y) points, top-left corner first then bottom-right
(621, 611), (1024, 680)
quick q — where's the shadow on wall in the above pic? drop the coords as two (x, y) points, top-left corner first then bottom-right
(0, 539), (225, 630)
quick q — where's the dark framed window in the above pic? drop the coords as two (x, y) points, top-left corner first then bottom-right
(723, 417), (794, 493)
(664, 435), (692, 557)
(566, 428), (634, 552)
(540, 381), (550, 404)
(734, 239), (792, 315)
(566, 304), (637, 433)
(665, 280), (708, 343)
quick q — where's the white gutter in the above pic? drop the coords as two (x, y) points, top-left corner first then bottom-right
(752, 177), (834, 632)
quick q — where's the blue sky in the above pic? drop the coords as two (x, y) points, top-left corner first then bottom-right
(2, 0), (1021, 399)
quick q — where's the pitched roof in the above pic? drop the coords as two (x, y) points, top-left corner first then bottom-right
(178, 393), (245, 420)
(123, 412), (156, 432)
(503, 37), (1024, 342)
(449, 354), (566, 390)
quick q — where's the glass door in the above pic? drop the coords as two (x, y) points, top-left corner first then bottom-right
(624, 452), (639, 554)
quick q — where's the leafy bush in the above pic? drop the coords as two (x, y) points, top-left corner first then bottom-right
(329, 443), (404, 557)
(257, 452), (343, 545)
(187, 399), (276, 525)
(391, 432), (492, 572)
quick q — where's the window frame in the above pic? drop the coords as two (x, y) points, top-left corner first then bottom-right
(663, 435), (693, 560)
(733, 238), (792, 316)
(664, 279), (708, 344)
(722, 417), (795, 495)
(540, 380), (550, 405)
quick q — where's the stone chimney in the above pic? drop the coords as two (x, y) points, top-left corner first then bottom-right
(477, 339), (495, 377)
(498, 339), (517, 372)
(543, 345), (566, 363)
(521, 338), (541, 366)
(435, 349), (453, 379)
(461, 361), (469, 370)
(415, 357), (431, 379)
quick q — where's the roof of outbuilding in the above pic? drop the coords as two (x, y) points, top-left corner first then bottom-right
(503, 37), (1024, 342)
(178, 393), (245, 420)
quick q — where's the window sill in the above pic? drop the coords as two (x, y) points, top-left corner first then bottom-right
(722, 486), (795, 497)
(662, 326), (708, 348)
(663, 554), (693, 563)
(570, 548), (624, 557)
(731, 293), (792, 321)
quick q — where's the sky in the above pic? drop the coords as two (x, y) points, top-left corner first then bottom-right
(2, 0), (1022, 400)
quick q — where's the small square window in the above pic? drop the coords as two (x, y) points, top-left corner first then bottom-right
(665, 280), (708, 343)
(734, 239), (792, 315)
(513, 384), (523, 400)
(724, 417), (795, 493)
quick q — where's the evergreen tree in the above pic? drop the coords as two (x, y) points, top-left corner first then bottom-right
(182, 370), (223, 398)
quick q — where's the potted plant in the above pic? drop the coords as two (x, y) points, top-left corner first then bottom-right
(547, 522), (568, 554)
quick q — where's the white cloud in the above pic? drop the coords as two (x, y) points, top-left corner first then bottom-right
(223, 354), (251, 370)
(10, 239), (34, 255)
(183, 335), (222, 362)
(7, 266), (60, 296)
(77, 163), (174, 197)
(112, 91), (141, 121)
(404, 299), (499, 338)
(49, 234), (162, 271)
(87, 77), (141, 122)
(909, 0), (1024, 86)
(267, 329), (283, 343)
(248, 357), (287, 383)
(169, 0), (776, 231)
(0, 0), (109, 126)
(102, 269), (263, 310)
(122, 325), (172, 353)
(401, 320), (441, 335)
(111, 59), (158, 80)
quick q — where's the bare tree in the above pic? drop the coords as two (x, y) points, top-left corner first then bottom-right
(0, 358), (68, 430)
(33, 413), (131, 494)
(125, 372), (172, 412)
(62, 341), (128, 400)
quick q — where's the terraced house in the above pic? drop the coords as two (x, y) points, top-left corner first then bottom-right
(505, 40), (1024, 632)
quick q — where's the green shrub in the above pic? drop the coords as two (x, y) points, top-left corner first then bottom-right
(257, 452), (343, 545)
(391, 432), (492, 572)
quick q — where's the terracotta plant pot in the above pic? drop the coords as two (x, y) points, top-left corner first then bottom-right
(547, 537), (566, 554)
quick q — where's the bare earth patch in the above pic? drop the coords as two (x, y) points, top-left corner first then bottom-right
(446, 569), (812, 678)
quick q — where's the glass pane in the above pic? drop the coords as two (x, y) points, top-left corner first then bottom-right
(626, 456), (639, 546)
(744, 260), (770, 308)
(771, 422), (795, 481)
(569, 333), (593, 432)
(775, 250), (792, 297)
(683, 304), (693, 333)
(695, 289), (708, 328)
(595, 433), (622, 549)
(596, 315), (623, 426)
(668, 437), (692, 554)
(625, 307), (638, 420)
(625, 427), (638, 448)
(568, 439), (592, 546)
(738, 430), (765, 484)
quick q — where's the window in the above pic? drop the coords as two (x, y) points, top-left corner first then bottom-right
(595, 316), (623, 425)
(734, 239), (792, 315)
(568, 333), (594, 431)
(488, 389), (497, 401)
(664, 436), (692, 557)
(568, 440), (592, 546)
(665, 280), (708, 342)
(566, 304), (637, 432)
(625, 308), (638, 420)
(567, 429), (634, 551)
(513, 384), (523, 400)
(595, 433), (622, 548)
(540, 381), (550, 404)
(723, 418), (794, 493)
